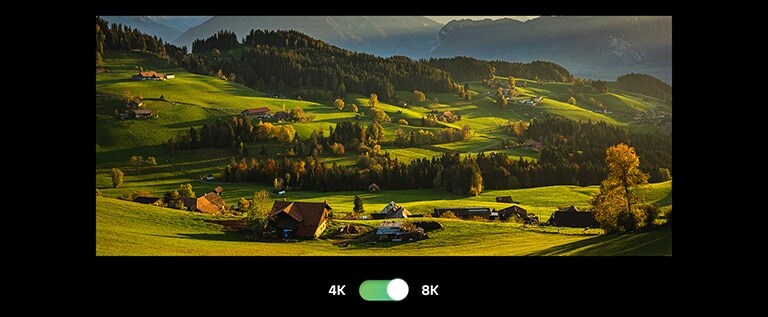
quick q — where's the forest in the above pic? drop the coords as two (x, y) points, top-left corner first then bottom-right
(617, 73), (673, 101)
(424, 56), (573, 82)
(181, 30), (455, 102)
(217, 116), (671, 195)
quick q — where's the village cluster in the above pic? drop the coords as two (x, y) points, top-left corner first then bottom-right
(130, 181), (598, 245)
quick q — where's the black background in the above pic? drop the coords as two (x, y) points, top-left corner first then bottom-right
(91, 6), (688, 305)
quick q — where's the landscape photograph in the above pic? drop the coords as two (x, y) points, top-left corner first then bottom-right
(95, 16), (672, 256)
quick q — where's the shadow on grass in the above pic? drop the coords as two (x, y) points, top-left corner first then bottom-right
(529, 228), (672, 256)
(175, 232), (246, 242)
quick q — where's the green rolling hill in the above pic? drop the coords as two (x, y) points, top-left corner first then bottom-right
(96, 50), (672, 256)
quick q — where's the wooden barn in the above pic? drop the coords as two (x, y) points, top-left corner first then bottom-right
(433, 207), (491, 219)
(496, 205), (526, 220)
(265, 201), (332, 239)
(548, 206), (598, 228)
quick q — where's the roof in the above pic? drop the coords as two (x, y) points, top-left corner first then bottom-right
(196, 192), (225, 214)
(203, 192), (225, 207)
(499, 205), (528, 217)
(133, 197), (162, 204)
(558, 205), (579, 212)
(242, 107), (270, 115)
(134, 109), (152, 115)
(379, 201), (411, 218)
(269, 201), (332, 237)
(214, 186), (223, 193)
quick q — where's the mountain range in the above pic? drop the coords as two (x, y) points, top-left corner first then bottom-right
(430, 16), (672, 83)
(174, 16), (442, 58)
(102, 16), (212, 44)
(100, 16), (671, 83)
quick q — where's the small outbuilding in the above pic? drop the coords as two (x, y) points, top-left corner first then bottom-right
(371, 201), (412, 219)
(548, 205), (598, 228)
(133, 197), (162, 206)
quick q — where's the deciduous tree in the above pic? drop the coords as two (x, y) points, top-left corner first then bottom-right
(590, 143), (650, 233)
(111, 168), (124, 188)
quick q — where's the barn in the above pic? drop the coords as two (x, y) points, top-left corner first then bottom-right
(548, 206), (598, 228)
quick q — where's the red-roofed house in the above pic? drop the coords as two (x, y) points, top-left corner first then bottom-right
(196, 192), (226, 214)
(266, 201), (332, 238)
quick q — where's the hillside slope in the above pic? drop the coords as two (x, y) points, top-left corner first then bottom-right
(96, 196), (671, 256)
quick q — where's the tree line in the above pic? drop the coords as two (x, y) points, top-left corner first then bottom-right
(96, 17), (187, 65)
(524, 116), (672, 184)
(423, 56), (573, 83)
(617, 73), (672, 101)
(192, 30), (238, 53)
(181, 30), (454, 102)
(167, 116), (296, 153)
(217, 116), (669, 195)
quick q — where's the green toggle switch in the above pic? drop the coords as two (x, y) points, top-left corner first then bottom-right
(359, 278), (409, 301)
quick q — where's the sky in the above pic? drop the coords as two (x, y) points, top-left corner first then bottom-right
(425, 16), (538, 24)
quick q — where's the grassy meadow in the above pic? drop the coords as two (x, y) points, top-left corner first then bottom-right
(96, 51), (672, 256)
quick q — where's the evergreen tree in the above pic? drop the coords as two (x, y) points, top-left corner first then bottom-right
(353, 195), (365, 214)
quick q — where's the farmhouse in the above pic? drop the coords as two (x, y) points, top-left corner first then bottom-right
(548, 205), (598, 228)
(371, 201), (411, 219)
(133, 109), (153, 119)
(497, 205), (538, 224)
(433, 207), (491, 219)
(196, 192), (226, 214)
(265, 201), (332, 239)
(273, 111), (292, 121)
(132, 71), (167, 81)
(133, 197), (162, 206)
(241, 107), (271, 119)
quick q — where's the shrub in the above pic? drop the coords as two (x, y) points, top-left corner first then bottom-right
(119, 189), (152, 201)
(467, 215), (487, 222)
(398, 118), (409, 125)
(330, 143), (345, 156)
(439, 211), (458, 219)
